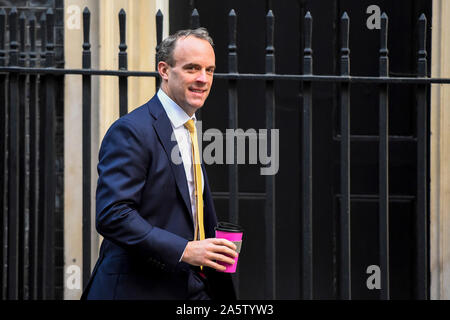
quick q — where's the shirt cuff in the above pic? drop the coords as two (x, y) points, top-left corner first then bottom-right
(179, 242), (188, 262)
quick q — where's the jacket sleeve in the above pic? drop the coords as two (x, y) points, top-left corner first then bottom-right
(95, 117), (188, 271)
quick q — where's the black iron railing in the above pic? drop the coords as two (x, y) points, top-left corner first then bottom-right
(1, 7), (58, 299)
(0, 6), (436, 299)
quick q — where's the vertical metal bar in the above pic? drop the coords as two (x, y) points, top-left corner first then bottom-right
(227, 8), (239, 295)
(37, 11), (46, 300)
(331, 0), (339, 300)
(191, 9), (202, 121)
(0, 7), (8, 301)
(339, 12), (351, 300)
(302, 11), (313, 300)
(28, 13), (38, 300)
(82, 7), (92, 291)
(379, 12), (390, 300)
(118, 9), (128, 117)
(155, 9), (163, 91)
(7, 7), (20, 300)
(415, 13), (428, 300)
(265, 9), (276, 300)
(43, 8), (56, 299)
(227, 9), (238, 231)
(18, 11), (30, 300)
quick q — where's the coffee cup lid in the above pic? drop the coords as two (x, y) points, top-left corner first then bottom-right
(215, 222), (244, 233)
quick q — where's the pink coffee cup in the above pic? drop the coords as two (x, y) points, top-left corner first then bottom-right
(215, 222), (244, 273)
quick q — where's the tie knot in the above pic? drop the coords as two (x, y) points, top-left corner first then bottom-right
(184, 119), (196, 133)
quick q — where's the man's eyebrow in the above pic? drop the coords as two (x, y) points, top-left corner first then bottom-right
(183, 63), (200, 68)
(182, 63), (216, 69)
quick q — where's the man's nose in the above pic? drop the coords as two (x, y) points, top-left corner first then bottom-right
(196, 70), (207, 83)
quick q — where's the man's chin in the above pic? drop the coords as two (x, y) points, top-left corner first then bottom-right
(189, 101), (206, 111)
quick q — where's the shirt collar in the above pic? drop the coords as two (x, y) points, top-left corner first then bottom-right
(157, 89), (196, 129)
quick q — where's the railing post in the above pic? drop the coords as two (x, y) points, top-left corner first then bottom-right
(37, 11), (46, 300)
(379, 12), (390, 300)
(227, 8), (239, 296)
(82, 7), (92, 292)
(339, 11), (351, 300)
(7, 6), (20, 300)
(0, 7), (8, 300)
(42, 8), (56, 299)
(28, 12), (39, 300)
(264, 9), (276, 300)
(118, 9), (128, 117)
(18, 11), (30, 300)
(155, 9), (163, 91)
(415, 13), (428, 300)
(191, 8), (202, 121)
(302, 11), (313, 300)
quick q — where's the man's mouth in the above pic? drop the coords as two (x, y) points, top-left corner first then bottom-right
(189, 88), (207, 94)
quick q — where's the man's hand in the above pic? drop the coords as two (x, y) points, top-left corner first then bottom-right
(181, 238), (238, 272)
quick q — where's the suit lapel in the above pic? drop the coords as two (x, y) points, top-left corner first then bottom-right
(148, 97), (194, 223)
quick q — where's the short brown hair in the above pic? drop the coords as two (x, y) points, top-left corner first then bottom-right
(156, 27), (214, 66)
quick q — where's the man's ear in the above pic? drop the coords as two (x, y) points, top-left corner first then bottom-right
(158, 61), (170, 81)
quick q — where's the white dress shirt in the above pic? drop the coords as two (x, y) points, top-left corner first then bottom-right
(157, 89), (204, 226)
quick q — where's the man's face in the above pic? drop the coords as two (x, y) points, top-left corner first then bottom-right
(159, 36), (216, 116)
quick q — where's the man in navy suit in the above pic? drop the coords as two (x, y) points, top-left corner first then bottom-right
(81, 28), (237, 300)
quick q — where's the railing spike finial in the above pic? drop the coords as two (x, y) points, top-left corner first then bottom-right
(418, 13), (427, 57)
(29, 13), (36, 66)
(340, 11), (350, 76)
(228, 8), (237, 74)
(9, 7), (19, 67)
(19, 11), (26, 66)
(45, 8), (54, 53)
(39, 11), (46, 67)
(155, 9), (163, 45)
(379, 12), (389, 77)
(118, 8), (127, 50)
(0, 8), (7, 66)
(417, 13), (427, 77)
(82, 7), (91, 70)
(191, 8), (200, 29)
(265, 9), (275, 74)
(83, 7), (91, 51)
(303, 11), (313, 75)
(118, 8), (127, 70)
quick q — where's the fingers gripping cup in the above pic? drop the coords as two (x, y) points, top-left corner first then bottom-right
(215, 222), (244, 273)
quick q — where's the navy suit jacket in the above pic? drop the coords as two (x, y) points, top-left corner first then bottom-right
(81, 95), (235, 300)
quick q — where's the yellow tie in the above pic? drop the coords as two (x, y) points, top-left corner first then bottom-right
(184, 119), (205, 244)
